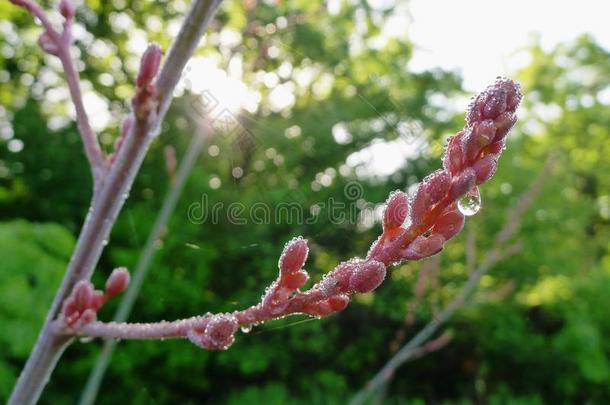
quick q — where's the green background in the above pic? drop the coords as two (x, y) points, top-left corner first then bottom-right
(1, 1), (609, 403)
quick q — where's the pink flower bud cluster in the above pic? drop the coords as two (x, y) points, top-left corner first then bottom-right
(189, 79), (521, 351)
(187, 314), (239, 350)
(261, 237), (310, 315)
(133, 44), (162, 118)
(242, 238), (387, 325)
(372, 78), (521, 264)
(61, 268), (130, 328)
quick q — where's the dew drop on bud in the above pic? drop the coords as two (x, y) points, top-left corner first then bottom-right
(240, 325), (252, 334)
(458, 187), (481, 216)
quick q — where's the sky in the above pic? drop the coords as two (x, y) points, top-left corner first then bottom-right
(406, 0), (610, 91)
(355, 0), (610, 177)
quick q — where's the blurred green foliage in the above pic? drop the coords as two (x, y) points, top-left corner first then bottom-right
(0, 1), (609, 404)
(0, 221), (74, 399)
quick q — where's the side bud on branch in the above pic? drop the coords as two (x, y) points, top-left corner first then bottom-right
(136, 44), (162, 89)
(262, 238), (311, 315)
(279, 237), (309, 275)
(60, 268), (131, 330)
(105, 267), (130, 298)
(133, 44), (162, 119)
(432, 208), (465, 241)
(383, 191), (409, 231)
(349, 260), (387, 293)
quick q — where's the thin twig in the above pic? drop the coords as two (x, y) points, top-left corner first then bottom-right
(11, 0), (106, 189)
(57, 45), (107, 189)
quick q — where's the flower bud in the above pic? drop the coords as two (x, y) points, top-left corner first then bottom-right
(136, 43), (162, 88)
(105, 267), (130, 297)
(448, 168), (476, 200)
(80, 309), (97, 324)
(409, 184), (427, 226)
(349, 260), (386, 293)
(279, 237), (309, 275)
(188, 315), (238, 350)
(492, 112), (517, 142)
(408, 234), (445, 258)
(467, 78), (521, 125)
(61, 297), (77, 319)
(91, 291), (105, 311)
(423, 170), (451, 205)
(383, 191), (408, 231)
(329, 261), (357, 292)
(482, 88), (508, 120)
(283, 271), (309, 290)
(328, 295), (350, 312)
(59, 0), (75, 20)
(206, 315), (238, 344)
(443, 134), (464, 175)
(473, 155), (497, 184)
(432, 210), (465, 241)
(463, 120), (495, 162)
(482, 140), (505, 157)
(74, 280), (94, 310)
(304, 301), (334, 317)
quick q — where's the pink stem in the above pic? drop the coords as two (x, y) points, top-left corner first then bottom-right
(12, 0), (107, 190)
(57, 45), (107, 188)
(77, 316), (209, 340)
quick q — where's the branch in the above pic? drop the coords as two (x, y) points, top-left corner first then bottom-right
(61, 79), (524, 349)
(8, 1), (223, 403)
(350, 155), (556, 405)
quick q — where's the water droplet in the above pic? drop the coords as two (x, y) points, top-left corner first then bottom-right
(79, 336), (93, 344)
(458, 187), (481, 216)
(241, 325), (252, 333)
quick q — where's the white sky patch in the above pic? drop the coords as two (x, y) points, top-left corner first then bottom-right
(182, 56), (250, 114)
(80, 92), (111, 131)
(406, 0), (610, 91)
(268, 82), (296, 112)
(347, 137), (426, 177)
